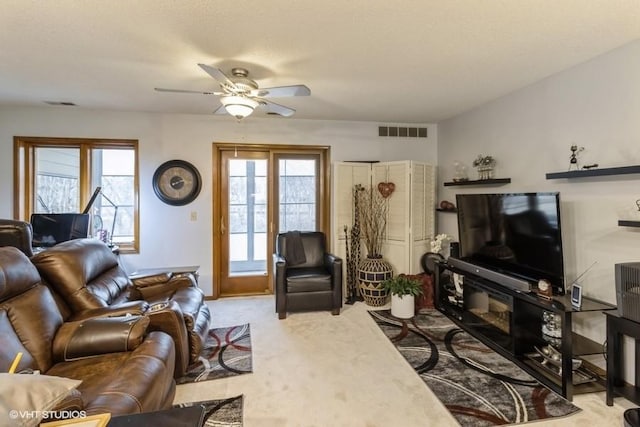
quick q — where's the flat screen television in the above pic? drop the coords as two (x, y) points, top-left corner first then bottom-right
(30, 213), (91, 247)
(455, 192), (566, 295)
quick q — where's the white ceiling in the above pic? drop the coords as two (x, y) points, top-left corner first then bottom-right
(1, 1), (639, 123)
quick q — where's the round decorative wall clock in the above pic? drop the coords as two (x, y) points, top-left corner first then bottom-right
(152, 160), (202, 206)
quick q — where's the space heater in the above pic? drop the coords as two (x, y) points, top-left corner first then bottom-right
(615, 262), (640, 322)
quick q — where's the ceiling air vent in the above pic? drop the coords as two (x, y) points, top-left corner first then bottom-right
(44, 101), (76, 106)
(379, 126), (427, 138)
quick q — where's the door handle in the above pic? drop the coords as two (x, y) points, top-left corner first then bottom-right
(221, 216), (226, 235)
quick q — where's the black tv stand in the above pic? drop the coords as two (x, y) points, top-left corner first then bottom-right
(447, 257), (532, 292)
(434, 260), (616, 400)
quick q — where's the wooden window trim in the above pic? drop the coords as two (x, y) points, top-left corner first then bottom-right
(13, 136), (140, 254)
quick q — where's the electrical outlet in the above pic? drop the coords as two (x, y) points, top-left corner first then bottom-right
(190, 211), (197, 221)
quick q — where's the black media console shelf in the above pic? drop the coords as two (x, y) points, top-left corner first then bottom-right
(443, 178), (511, 187)
(546, 165), (640, 180)
(619, 220), (640, 228)
(434, 261), (616, 400)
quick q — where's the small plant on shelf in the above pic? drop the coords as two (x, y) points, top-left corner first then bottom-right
(473, 154), (496, 180)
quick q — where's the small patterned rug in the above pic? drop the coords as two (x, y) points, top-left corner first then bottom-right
(369, 309), (581, 426)
(175, 395), (244, 426)
(177, 324), (252, 384)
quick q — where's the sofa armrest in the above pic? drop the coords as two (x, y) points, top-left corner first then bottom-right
(324, 253), (342, 269)
(69, 300), (150, 321)
(273, 254), (286, 273)
(273, 254), (287, 316)
(53, 315), (150, 362)
(273, 254), (286, 281)
(144, 300), (189, 378)
(325, 254), (343, 308)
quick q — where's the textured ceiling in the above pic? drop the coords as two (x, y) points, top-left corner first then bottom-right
(1, 0), (639, 123)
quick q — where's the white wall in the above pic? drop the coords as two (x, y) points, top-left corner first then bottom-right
(437, 40), (640, 370)
(0, 107), (437, 295)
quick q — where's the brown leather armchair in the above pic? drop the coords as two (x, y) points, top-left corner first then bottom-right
(273, 231), (342, 319)
(0, 247), (176, 416)
(31, 238), (211, 378)
(0, 219), (34, 257)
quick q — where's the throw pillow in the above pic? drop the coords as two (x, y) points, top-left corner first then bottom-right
(0, 373), (82, 427)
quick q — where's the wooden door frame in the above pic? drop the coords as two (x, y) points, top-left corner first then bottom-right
(211, 142), (331, 299)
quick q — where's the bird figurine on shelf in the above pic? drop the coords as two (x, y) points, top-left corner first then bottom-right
(568, 145), (584, 171)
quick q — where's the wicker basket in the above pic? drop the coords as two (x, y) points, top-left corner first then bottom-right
(358, 256), (393, 307)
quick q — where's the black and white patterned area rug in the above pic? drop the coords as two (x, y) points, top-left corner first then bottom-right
(175, 395), (243, 427)
(177, 324), (252, 385)
(369, 309), (580, 426)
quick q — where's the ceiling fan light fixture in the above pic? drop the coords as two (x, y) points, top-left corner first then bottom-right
(220, 95), (258, 119)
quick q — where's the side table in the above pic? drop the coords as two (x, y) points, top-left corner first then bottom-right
(605, 311), (640, 406)
(129, 265), (200, 283)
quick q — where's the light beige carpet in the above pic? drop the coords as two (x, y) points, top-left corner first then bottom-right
(173, 296), (634, 427)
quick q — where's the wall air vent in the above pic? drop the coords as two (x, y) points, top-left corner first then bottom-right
(379, 126), (427, 138)
(44, 101), (76, 106)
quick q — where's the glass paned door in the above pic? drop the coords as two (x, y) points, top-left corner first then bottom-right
(228, 158), (268, 275)
(215, 145), (328, 298)
(278, 158), (317, 233)
(276, 156), (319, 234)
(220, 150), (270, 295)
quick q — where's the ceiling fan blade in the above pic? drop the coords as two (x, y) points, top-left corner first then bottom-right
(261, 99), (296, 117)
(155, 87), (222, 95)
(198, 63), (237, 89)
(251, 85), (310, 98)
(213, 104), (228, 115)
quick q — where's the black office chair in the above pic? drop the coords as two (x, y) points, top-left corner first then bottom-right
(273, 231), (342, 319)
(0, 219), (34, 257)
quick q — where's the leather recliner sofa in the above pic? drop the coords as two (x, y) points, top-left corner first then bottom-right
(31, 238), (211, 378)
(0, 246), (176, 415)
(0, 219), (34, 257)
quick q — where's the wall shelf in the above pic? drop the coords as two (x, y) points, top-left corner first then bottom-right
(443, 178), (511, 187)
(618, 220), (640, 228)
(436, 208), (458, 213)
(546, 165), (640, 180)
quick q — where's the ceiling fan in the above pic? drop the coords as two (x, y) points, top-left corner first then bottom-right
(155, 64), (310, 119)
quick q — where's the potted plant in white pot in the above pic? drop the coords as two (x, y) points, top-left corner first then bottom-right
(383, 275), (423, 319)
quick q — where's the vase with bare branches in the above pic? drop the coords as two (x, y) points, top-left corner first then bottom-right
(356, 184), (394, 306)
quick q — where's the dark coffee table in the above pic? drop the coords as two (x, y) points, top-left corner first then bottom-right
(108, 405), (205, 427)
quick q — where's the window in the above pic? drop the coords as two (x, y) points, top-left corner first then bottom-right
(91, 149), (136, 245)
(34, 147), (80, 213)
(278, 158), (318, 232)
(14, 137), (139, 253)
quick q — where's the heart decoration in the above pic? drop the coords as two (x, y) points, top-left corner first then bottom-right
(377, 182), (395, 198)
